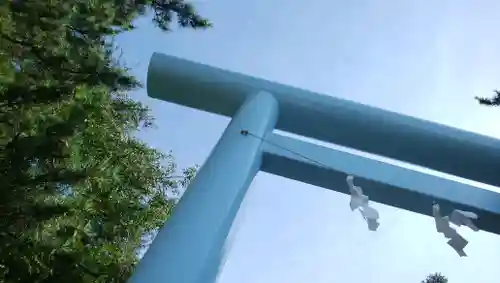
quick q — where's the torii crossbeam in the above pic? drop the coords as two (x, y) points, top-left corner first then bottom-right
(128, 52), (500, 283)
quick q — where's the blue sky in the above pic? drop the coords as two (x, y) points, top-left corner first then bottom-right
(117, 1), (500, 282)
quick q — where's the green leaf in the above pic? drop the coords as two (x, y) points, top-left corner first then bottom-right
(0, 0), (205, 282)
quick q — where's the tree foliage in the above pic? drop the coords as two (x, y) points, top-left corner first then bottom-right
(476, 90), (500, 106)
(422, 273), (448, 283)
(0, 0), (208, 282)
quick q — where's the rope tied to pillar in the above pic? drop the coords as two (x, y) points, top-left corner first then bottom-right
(240, 129), (328, 169)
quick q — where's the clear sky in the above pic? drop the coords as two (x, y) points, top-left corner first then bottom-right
(116, 1), (500, 282)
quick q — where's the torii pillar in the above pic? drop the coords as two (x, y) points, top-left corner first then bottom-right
(128, 53), (500, 283)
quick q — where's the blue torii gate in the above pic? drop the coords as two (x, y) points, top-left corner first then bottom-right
(129, 52), (500, 283)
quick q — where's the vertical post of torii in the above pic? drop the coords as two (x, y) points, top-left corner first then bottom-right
(128, 92), (278, 283)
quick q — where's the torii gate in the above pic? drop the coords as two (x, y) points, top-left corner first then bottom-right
(129, 52), (500, 283)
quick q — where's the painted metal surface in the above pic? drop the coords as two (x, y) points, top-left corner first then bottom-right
(261, 134), (500, 235)
(132, 52), (500, 283)
(148, 52), (500, 187)
(128, 92), (278, 283)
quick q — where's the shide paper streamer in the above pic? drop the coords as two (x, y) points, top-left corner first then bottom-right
(345, 175), (479, 257)
(432, 204), (479, 257)
(346, 175), (380, 231)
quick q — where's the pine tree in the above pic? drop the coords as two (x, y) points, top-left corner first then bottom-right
(422, 273), (448, 283)
(476, 90), (500, 106)
(0, 1), (208, 282)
